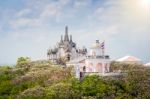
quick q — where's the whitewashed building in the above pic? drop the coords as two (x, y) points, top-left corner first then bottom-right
(85, 40), (110, 74)
(67, 40), (111, 78)
(47, 26), (87, 62)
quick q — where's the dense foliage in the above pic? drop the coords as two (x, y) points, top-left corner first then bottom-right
(0, 58), (150, 99)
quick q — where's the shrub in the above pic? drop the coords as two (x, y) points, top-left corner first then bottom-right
(16, 57), (31, 68)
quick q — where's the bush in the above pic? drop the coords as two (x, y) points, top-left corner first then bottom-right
(17, 86), (45, 99)
(16, 57), (31, 68)
(0, 59), (150, 98)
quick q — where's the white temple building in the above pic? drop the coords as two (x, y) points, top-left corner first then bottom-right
(47, 26), (87, 63)
(84, 40), (110, 73)
(47, 26), (124, 78)
(67, 40), (112, 78)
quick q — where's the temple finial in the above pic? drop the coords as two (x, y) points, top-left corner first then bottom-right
(64, 26), (69, 41)
(65, 26), (68, 34)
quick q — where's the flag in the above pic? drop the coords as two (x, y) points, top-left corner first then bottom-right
(101, 41), (105, 49)
(101, 41), (105, 56)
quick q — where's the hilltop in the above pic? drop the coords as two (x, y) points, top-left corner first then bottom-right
(0, 57), (150, 99)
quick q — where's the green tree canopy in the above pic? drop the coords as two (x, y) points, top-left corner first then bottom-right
(16, 57), (31, 68)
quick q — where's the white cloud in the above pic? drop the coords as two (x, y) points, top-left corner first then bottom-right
(59, 0), (70, 5)
(9, 1), (66, 29)
(40, 4), (61, 18)
(94, 6), (119, 23)
(74, 0), (89, 7)
(0, 26), (2, 32)
(10, 18), (41, 29)
(93, 0), (150, 41)
(1, 0), (150, 63)
(96, 25), (119, 37)
(16, 9), (32, 17)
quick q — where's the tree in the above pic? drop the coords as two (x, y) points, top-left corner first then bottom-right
(56, 57), (66, 65)
(46, 82), (73, 99)
(126, 67), (150, 98)
(16, 57), (31, 68)
(80, 75), (108, 98)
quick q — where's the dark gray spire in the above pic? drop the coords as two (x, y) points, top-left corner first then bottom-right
(64, 26), (69, 41)
(70, 35), (72, 42)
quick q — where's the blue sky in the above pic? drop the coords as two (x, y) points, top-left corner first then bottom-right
(0, 0), (150, 64)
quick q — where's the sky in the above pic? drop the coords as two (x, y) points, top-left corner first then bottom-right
(0, 0), (150, 64)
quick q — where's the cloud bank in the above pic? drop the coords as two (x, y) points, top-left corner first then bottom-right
(0, 0), (150, 64)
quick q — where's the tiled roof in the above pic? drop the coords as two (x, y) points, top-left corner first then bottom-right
(117, 55), (141, 62)
(144, 62), (150, 66)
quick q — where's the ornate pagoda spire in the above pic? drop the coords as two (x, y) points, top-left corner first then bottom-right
(64, 26), (69, 41)
(70, 35), (72, 42)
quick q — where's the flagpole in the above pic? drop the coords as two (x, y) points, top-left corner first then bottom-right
(102, 40), (105, 75)
(100, 40), (105, 58)
(102, 40), (105, 58)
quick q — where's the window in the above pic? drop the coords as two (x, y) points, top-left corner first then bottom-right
(83, 66), (86, 72)
(96, 63), (102, 73)
(92, 51), (96, 56)
(105, 63), (109, 73)
(88, 63), (93, 72)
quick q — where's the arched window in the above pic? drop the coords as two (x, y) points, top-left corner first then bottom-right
(88, 63), (93, 72)
(105, 63), (109, 73)
(83, 66), (86, 72)
(96, 63), (102, 73)
(92, 51), (96, 56)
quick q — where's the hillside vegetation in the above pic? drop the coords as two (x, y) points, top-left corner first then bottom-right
(0, 57), (150, 99)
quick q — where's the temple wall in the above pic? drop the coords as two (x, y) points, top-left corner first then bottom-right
(85, 58), (110, 73)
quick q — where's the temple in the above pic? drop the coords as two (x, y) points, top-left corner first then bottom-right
(47, 26), (122, 79)
(47, 26), (87, 63)
(67, 40), (111, 78)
